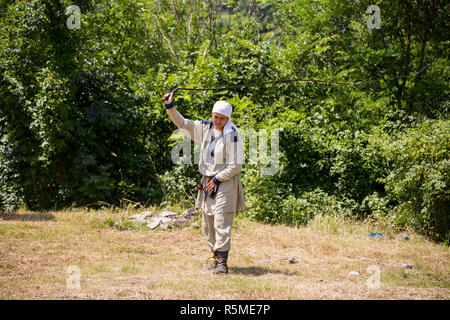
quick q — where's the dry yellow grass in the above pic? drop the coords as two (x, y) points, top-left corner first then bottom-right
(0, 208), (448, 300)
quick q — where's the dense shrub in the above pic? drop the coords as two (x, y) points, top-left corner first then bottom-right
(373, 120), (449, 242)
(1, 0), (448, 243)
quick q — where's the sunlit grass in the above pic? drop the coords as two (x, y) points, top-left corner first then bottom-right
(0, 208), (448, 299)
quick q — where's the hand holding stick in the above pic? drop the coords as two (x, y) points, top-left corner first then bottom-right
(162, 88), (179, 104)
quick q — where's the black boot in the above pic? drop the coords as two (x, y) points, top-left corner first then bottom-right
(201, 251), (218, 270)
(214, 251), (229, 274)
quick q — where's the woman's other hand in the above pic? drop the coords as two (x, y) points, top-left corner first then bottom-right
(204, 180), (218, 193)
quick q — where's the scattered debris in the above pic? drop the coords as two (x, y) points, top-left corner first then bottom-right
(396, 234), (410, 241)
(348, 271), (360, 276)
(287, 256), (297, 264)
(402, 264), (415, 269)
(181, 208), (197, 219)
(146, 219), (161, 230)
(126, 209), (199, 230)
(158, 211), (178, 218)
(127, 211), (153, 223)
(150, 217), (173, 230)
(367, 232), (385, 240)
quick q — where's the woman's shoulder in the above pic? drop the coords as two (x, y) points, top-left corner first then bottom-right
(200, 119), (213, 128)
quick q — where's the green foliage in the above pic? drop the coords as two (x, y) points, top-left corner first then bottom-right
(0, 0), (169, 209)
(159, 163), (199, 209)
(92, 216), (139, 231)
(374, 120), (449, 242)
(0, 0), (448, 242)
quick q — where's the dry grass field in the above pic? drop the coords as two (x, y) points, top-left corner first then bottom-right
(0, 208), (448, 300)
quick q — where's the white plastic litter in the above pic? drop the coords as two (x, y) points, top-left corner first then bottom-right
(127, 209), (199, 230)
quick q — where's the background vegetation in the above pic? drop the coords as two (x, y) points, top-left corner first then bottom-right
(1, 0), (448, 242)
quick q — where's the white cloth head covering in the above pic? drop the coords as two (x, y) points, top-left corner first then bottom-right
(223, 120), (238, 137)
(212, 101), (232, 119)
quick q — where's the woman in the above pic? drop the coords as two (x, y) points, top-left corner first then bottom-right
(162, 91), (245, 274)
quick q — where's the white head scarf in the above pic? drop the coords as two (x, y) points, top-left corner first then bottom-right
(212, 101), (238, 136)
(212, 101), (232, 119)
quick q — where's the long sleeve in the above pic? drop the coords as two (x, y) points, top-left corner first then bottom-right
(214, 163), (242, 182)
(166, 106), (204, 144)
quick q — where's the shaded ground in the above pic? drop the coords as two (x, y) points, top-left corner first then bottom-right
(0, 209), (448, 299)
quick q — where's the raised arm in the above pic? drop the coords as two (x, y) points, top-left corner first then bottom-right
(162, 92), (203, 143)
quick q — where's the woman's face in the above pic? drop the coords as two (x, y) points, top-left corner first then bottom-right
(212, 112), (228, 131)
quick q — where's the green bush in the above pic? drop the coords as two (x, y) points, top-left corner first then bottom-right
(282, 189), (352, 226)
(1, 0), (448, 244)
(160, 163), (199, 209)
(374, 120), (449, 242)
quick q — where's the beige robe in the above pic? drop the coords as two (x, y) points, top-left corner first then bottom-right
(167, 107), (246, 214)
